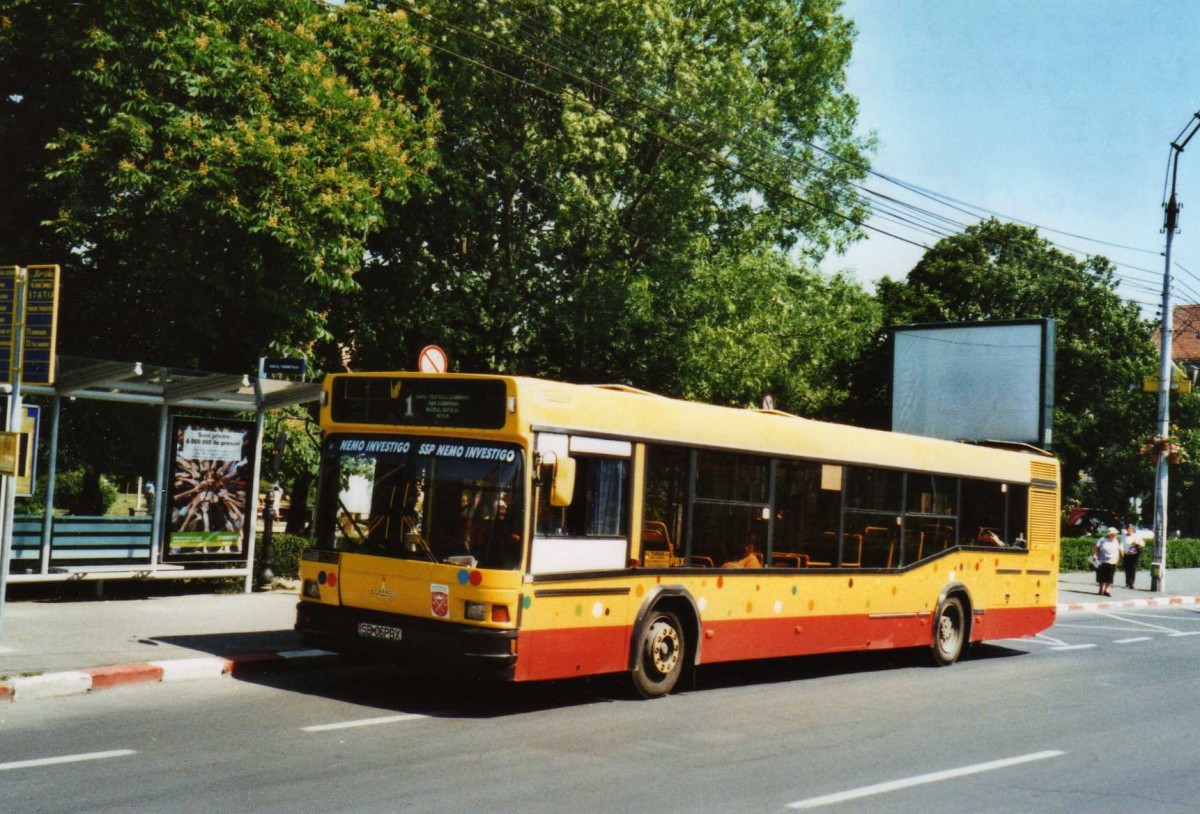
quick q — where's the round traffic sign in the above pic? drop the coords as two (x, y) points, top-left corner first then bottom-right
(418, 345), (448, 373)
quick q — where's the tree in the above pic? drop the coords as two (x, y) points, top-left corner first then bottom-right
(0, 0), (439, 370)
(331, 0), (875, 409)
(849, 219), (1158, 511)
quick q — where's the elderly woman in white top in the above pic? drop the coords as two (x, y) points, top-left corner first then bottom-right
(1093, 527), (1122, 597)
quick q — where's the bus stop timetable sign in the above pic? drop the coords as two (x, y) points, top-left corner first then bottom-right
(0, 265), (60, 386)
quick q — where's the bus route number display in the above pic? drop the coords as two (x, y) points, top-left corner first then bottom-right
(331, 377), (508, 429)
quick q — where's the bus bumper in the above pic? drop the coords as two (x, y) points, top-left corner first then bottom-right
(294, 601), (518, 678)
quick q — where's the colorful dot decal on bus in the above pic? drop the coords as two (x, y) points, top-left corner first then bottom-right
(522, 595), (532, 609)
(456, 569), (470, 585)
(774, 600), (783, 614)
(791, 585), (798, 596)
(469, 570), (483, 586)
(575, 604), (583, 617)
(698, 597), (708, 612)
(592, 602), (604, 618)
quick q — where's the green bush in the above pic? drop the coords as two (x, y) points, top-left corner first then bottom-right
(259, 532), (310, 579)
(54, 468), (120, 515)
(1060, 537), (1200, 571)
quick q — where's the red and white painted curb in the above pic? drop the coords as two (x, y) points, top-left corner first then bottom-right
(0, 649), (335, 703)
(1057, 595), (1200, 614)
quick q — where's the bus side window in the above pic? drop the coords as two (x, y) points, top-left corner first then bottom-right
(535, 455), (629, 538)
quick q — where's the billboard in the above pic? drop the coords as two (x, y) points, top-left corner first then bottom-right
(161, 417), (257, 562)
(891, 319), (1055, 448)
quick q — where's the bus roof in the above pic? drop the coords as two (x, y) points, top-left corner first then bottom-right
(323, 373), (1055, 484)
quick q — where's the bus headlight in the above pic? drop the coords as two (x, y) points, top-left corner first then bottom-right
(465, 601), (487, 621)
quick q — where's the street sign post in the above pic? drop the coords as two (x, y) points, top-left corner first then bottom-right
(0, 264), (59, 638)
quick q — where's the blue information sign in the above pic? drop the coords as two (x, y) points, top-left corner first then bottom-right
(0, 265), (60, 385)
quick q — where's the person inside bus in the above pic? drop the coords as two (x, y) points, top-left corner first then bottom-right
(723, 536), (763, 568)
(975, 528), (1006, 547)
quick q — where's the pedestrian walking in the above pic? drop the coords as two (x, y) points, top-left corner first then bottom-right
(1094, 527), (1121, 596)
(1122, 524), (1144, 590)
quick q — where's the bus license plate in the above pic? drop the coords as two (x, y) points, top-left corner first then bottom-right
(357, 622), (403, 642)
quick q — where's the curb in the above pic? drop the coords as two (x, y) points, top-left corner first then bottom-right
(0, 649), (337, 703)
(1057, 595), (1200, 613)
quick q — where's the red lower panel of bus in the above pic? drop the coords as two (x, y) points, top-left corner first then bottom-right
(513, 605), (1055, 682)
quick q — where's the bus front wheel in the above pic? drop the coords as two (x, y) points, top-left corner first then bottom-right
(932, 595), (966, 666)
(631, 610), (685, 698)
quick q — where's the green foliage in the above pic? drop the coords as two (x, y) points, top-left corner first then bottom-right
(335, 0), (875, 411)
(1061, 537), (1200, 572)
(261, 531), (310, 579)
(53, 467), (120, 515)
(847, 219), (1158, 509)
(0, 0), (439, 368)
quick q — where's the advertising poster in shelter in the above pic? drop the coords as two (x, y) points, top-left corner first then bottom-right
(162, 417), (257, 562)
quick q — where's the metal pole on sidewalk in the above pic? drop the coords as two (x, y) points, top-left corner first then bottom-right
(1153, 112), (1200, 593)
(0, 267), (29, 638)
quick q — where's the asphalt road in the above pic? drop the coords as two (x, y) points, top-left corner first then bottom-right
(4, 606), (1200, 814)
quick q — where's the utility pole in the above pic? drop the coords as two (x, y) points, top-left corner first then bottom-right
(1153, 112), (1200, 592)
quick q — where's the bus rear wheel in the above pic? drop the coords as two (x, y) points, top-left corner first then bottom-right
(631, 610), (685, 698)
(932, 595), (966, 666)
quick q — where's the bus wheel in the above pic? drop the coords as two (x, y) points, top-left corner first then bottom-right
(932, 596), (966, 666)
(632, 610), (685, 698)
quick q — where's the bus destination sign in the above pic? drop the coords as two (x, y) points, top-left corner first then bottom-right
(331, 377), (508, 429)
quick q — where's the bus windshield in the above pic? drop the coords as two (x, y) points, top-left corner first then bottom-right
(315, 435), (525, 571)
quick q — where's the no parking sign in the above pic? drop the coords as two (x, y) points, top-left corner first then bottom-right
(418, 345), (448, 373)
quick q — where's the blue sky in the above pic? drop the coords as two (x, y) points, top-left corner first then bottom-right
(823, 0), (1200, 314)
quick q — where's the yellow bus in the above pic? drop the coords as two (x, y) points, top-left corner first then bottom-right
(296, 373), (1059, 697)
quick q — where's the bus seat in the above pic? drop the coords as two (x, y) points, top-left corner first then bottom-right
(770, 551), (807, 568)
(904, 529), (925, 564)
(641, 521), (675, 567)
(842, 532), (865, 567)
(688, 555), (714, 568)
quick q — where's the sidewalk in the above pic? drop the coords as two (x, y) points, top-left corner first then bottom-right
(1056, 566), (1200, 611)
(4, 569), (1200, 703)
(0, 585), (329, 702)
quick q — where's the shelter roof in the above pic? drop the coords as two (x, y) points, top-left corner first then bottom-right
(13, 355), (321, 411)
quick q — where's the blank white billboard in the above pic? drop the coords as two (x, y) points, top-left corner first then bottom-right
(891, 320), (1054, 447)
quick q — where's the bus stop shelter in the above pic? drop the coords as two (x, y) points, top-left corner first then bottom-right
(0, 355), (321, 593)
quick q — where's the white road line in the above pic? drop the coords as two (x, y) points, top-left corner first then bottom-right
(1049, 644), (1097, 651)
(301, 713), (428, 732)
(1119, 612), (1200, 622)
(1114, 637), (1153, 644)
(1093, 611), (1180, 633)
(0, 750), (137, 772)
(1022, 633), (1075, 646)
(1167, 631), (1200, 637)
(785, 750), (1064, 810)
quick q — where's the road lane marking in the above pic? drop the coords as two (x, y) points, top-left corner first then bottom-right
(301, 713), (428, 732)
(1114, 637), (1153, 644)
(0, 750), (137, 771)
(1094, 611), (1182, 633)
(785, 750), (1064, 809)
(1048, 644), (1097, 651)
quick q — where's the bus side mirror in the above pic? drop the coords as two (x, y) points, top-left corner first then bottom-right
(550, 456), (576, 507)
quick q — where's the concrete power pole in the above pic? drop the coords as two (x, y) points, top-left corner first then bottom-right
(1153, 112), (1200, 592)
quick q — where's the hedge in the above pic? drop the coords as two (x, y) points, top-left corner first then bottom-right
(256, 532), (310, 580)
(1060, 537), (1200, 572)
